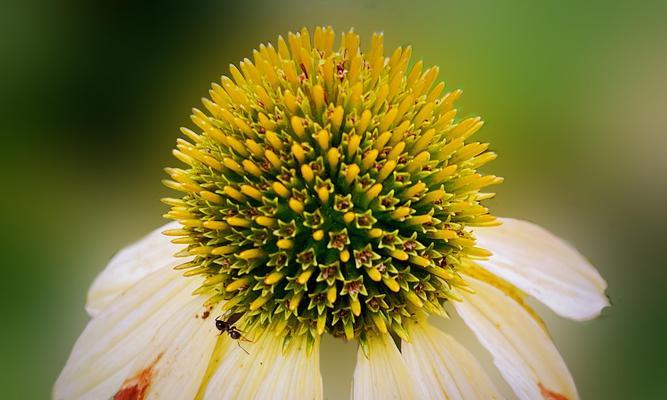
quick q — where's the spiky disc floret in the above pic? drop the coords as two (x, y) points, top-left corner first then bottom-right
(163, 27), (502, 349)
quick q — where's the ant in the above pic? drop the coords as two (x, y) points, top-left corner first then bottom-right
(215, 315), (251, 355)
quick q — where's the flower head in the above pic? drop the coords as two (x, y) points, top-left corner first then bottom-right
(55, 27), (608, 400)
(162, 26), (501, 351)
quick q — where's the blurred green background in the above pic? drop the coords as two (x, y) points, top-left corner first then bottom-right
(1, 0), (665, 398)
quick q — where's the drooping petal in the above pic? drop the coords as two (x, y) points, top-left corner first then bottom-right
(352, 334), (420, 400)
(86, 222), (189, 316)
(54, 266), (198, 400)
(401, 319), (503, 399)
(203, 332), (323, 399)
(473, 218), (608, 321)
(454, 277), (579, 400)
(114, 297), (220, 400)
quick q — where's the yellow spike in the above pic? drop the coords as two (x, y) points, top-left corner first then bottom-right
(422, 189), (446, 204)
(250, 295), (270, 311)
(297, 269), (313, 284)
(255, 216), (276, 227)
(350, 299), (361, 316)
(240, 185), (262, 201)
(343, 212), (355, 224)
(258, 113), (276, 131)
(413, 102), (434, 127)
(404, 291), (424, 307)
(265, 150), (282, 169)
(402, 182), (426, 199)
(361, 149), (379, 171)
(327, 147), (340, 170)
(301, 164), (314, 183)
(365, 183), (383, 201)
(426, 266), (455, 280)
(390, 120), (411, 145)
(212, 245), (237, 255)
(313, 84), (325, 110)
(377, 160), (396, 181)
(242, 159), (263, 177)
(200, 190), (223, 204)
(371, 313), (388, 333)
(284, 90), (299, 113)
(202, 220), (228, 230)
(340, 249), (350, 262)
(327, 285), (337, 304)
(387, 142), (406, 161)
(390, 249), (409, 261)
(380, 107), (398, 132)
(430, 165), (458, 184)
(317, 187), (330, 203)
(291, 116), (306, 139)
(366, 266), (382, 282)
(239, 248), (265, 260)
(331, 106), (344, 133)
(347, 134), (361, 157)
(222, 157), (243, 175)
(409, 255), (430, 267)
(226, 216), (251, 228)
(467, 247), (493, 258)
(265, 131), (283, 151)
(411, 128), (436, 155)
(245, 139), (264, 158)
(226, 135), (249, 157)
(277, 239), (294, 249)
(163, 229), (189, 237)
(317, 129), (330, 150)
(368, 228), (383, 238)
(355, 110), (372, 134)
(291, 143), (306, 164)
(225, 277), (249, 292)
(289, 198), (304, 213)
(317, 315), (326, 335)
(313, 229), (325, 241)
(189, 246), (212, 255)
(375, 131), (392, 151)
(382, 276), (400, 292)
(391, 207), (411, 220)
(345, 164), (360, 184)
(405, 151), (430, 172)
(289, 292), (303, 311)
(406, 214), (432, 226)
(223, 186), (245, 202)
(272, 182), (290, 198)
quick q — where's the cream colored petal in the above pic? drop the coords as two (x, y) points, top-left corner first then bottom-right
(54, 266), (199, 400)
(352, 334), (420, 400)
(116, 298), (220, 400)
(473, 217), (609, 321)
(455, 277), (579, 400)
(401, 319), (503, 399)
(203, 333), (323, 399)
(86, 221), (189, 316)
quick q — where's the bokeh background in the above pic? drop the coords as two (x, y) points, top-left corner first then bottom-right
(2, 0), (666, 398)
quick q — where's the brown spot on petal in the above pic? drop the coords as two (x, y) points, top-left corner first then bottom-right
(538, 383), (569, 400)
(113, 354), (163, 400)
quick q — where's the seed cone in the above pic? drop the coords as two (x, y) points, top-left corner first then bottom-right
(163, 27), (502, 350)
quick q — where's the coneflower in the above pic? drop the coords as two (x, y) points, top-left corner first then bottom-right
(55, 27), (608, 400)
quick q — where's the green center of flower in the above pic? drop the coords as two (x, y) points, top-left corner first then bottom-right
(162, 27), (501, 348)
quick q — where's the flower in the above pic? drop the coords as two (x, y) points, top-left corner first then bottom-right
(55, 27), (609, 400)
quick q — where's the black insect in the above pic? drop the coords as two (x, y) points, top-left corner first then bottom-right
(215, 315), (251, 354)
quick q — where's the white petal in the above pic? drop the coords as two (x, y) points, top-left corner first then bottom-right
(204, 333), (323, 399)
(116, 297), (220, 400)
(86, 222), (189, 316)
(352, 334), (420, 400)
(455, 277), (579, 400)
(473, 217), (609, 320)
(54, 266), (198, 400)
(401, 320), (504, 399)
